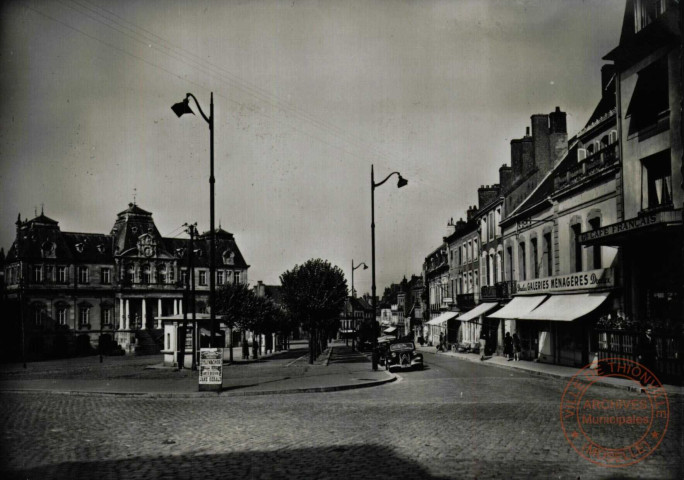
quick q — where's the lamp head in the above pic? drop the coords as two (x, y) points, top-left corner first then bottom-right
(397, 175), (408, 188)
(363, 264), (369, 270)
(171, 98), (194, 118)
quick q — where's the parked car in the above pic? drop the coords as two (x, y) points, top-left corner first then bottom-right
(385, 341), (423, 371)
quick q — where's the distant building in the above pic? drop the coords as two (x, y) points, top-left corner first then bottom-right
(3, 203), (249, 359)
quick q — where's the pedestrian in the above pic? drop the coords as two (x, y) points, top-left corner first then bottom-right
(252, 337), (259, 359)
(438, 332), (445, 352)
(479, 329), (487, 361)
(504, 332), (513, 361)
(513, 333), (522, 361)
(637, 328), (658, 386)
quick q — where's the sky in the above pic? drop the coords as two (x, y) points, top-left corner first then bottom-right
(0, 0), (625, 296)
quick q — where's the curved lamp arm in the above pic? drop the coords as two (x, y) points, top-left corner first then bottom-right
(353, 262), (369, 271)
(373, 171), (408, 190)
(185, 93), (211, 126)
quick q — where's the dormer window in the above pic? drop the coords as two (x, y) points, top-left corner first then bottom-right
(97, 244), (105, 254)
(75, 243), (84, 253)
(635, 0), (666, 33)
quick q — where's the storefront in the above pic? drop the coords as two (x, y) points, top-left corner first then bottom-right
(424, 311), (459, 348)
(457, 302), (499, 353)
(488, 295), (547, 361)
(496, 269), (615, 367)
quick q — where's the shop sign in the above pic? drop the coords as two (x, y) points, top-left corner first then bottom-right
(199, 348), (223, 386)
(516, 268), (613, 294)
(578, 213), (660, 243)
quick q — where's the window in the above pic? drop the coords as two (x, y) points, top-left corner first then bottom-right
(101, 268), (111, 284)
(79, 306), (90, 326)
(627, 58), (668, 134)
(181, 269), (188, 286)
(169, 268), (175, 283)
(45, 266), (53, 282)
(199, 271), (207, 286)
(531, 238), (539, 279)
(234, 271), (241, 284)
(142, 266), (151, 284)
(57, 307), (68, 326)
(158, 266), (167, 284)
(58, 266), (67, 283)
(217, 270), (224, 285)
(570, 224), (583, 272)
(642, 151), (672, 210)
(518, 242), (527, 281)
(543, 233), (553, 277)
(32, 265), (43, 283)
(78, 266), (89, 284)
(33, 305), (45, 326)
(506, 246), (514, 280)
(102, 308), (112, 326)
(488, 212), (495, 240)
(589, 218), (602, 269)
(635, 0), (666, 32)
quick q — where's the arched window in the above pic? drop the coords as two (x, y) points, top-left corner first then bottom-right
(142, 265), (151, 284)
(32, 302), (47, 326)
(157, 264), (167, 284)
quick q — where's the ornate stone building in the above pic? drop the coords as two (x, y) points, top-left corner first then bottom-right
(3, 203), (249, 358)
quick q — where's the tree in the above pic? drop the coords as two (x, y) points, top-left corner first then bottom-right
(280, 259), (348, 364)
(214, 282), (257, 362)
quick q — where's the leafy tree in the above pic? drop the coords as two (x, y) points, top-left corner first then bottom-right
(214, 282), (257, 362)
(280, 259), (348, 364)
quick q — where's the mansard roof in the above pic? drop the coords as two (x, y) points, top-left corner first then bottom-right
(6, 206), (249, 270)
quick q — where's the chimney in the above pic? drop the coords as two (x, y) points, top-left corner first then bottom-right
(531, 113), (551, 174)
(445, 218), (456, 237)
(510, 139), (523, 178)
(478, 184), (501, 209)
(522, 135), (535, 174)
(466, 205), (478, 222)
(499, 164), (513, 192)
(549, 106), (567, 134)
(549, 107), (569, 166)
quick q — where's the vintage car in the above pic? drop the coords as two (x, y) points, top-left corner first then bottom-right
(385, 341), (423, 371)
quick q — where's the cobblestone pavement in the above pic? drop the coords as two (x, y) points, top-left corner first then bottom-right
(0, 349), (681, 479)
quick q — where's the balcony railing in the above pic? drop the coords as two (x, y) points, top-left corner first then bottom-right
(554, 142), (619, 191)
(480, 281), (516, 300)
(456, 294), (475, 309)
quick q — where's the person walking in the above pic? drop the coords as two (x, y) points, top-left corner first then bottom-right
(479, 329), (487, 361)
(504, 332), (513, 361)
(513, 333), (522, 361)
(438, 331), (445, 352)
(637, 328), (657, 386)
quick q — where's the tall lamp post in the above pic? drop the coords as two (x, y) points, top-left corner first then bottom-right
(172, 93), (218, 347)
(371, 165), (407, 370)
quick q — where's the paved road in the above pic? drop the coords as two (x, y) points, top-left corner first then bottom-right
(1, 349), (681, 479)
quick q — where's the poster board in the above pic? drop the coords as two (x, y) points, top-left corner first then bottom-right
(198, 348), (223, 391)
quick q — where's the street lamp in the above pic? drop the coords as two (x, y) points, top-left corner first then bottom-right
(351, 260), (368, 298)
(172, 92), (218, 347)
(371, 164), (407, 370)
(350, 260), (368, 348)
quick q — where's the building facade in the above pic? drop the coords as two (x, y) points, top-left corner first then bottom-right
(3, 204), (249, 359)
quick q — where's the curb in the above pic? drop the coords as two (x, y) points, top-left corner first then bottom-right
(436, 351), (683, 398)
(0, 371), (397, 399)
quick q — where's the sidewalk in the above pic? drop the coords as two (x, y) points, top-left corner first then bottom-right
(418, 345), (684, 397)
(0, 341), (395, 398)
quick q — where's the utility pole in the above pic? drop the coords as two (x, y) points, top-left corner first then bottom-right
(178, 223), (196, 370)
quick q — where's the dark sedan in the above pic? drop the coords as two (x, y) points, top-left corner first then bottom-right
(385, 342), (423, 371)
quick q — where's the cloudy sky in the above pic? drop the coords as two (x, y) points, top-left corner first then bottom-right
(0, 0), (624, 294)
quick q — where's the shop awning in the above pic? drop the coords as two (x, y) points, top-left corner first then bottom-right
(458, 302), (499, 322)
(487, 296), (547, 319)
(518, 292), (610, 321)
(383, 326), (397, 333)
(426, 311), (459, 326)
